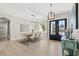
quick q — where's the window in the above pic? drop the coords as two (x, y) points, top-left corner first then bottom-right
(20, 24), (29, 33)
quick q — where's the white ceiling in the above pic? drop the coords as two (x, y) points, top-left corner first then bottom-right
(0, 3), (73, 21)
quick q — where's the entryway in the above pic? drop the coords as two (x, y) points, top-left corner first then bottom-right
(49, 18), (67, 41)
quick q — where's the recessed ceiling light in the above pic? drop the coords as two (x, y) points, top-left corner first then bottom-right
(31, 14), (35, 17)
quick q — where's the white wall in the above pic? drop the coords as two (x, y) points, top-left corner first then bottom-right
(0, 12), (31, 40)
(69, 4), (76, 31)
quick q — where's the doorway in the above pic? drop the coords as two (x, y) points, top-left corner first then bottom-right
(49, 18), (67, 41)
(0, 17), (10, 41)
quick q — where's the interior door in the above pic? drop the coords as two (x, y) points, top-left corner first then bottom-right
(0, 18), (10, 41)
(0, 21), (7, 40)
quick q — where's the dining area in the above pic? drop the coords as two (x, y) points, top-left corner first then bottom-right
(18, 30), (41, 45)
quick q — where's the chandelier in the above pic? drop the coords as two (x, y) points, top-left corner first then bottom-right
(48, 4), (55, 20)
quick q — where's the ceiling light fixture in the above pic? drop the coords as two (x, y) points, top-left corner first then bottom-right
(48, 4), (55, 20)
(31, 14), (35, 17)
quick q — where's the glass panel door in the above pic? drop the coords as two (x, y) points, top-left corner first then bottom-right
(51, 21), (56, 35)
(49, 18), (67, 41)
(59, 20), (65, 36)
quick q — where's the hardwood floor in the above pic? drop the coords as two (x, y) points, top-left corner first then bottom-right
(0, 39), (62, 56)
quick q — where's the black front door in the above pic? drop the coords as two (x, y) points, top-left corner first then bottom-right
(49, 18), (67, 41)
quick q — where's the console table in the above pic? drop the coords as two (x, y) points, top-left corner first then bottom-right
(62, 39), (79, 56)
